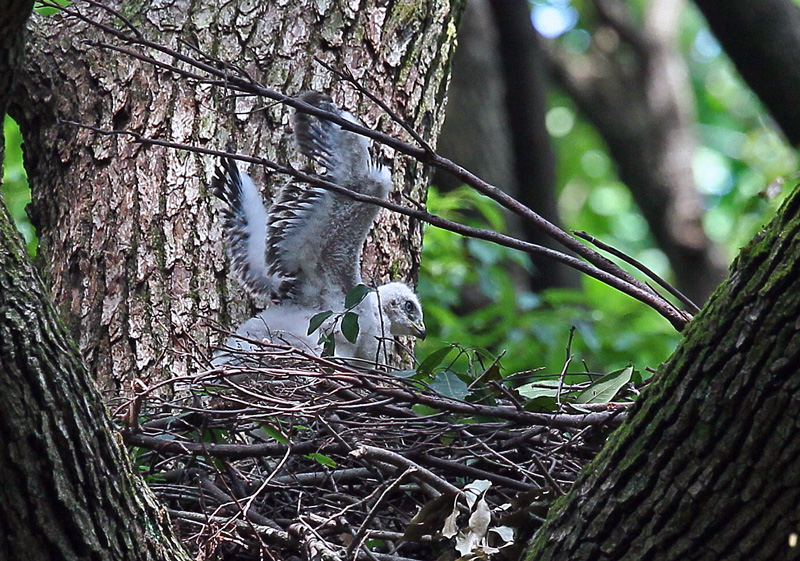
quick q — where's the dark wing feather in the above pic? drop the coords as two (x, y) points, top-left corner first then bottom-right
(262, 92), (393, 307)
(212, 158), (295, 301)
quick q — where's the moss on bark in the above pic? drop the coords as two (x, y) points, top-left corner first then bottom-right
(527, 187), (800, 560)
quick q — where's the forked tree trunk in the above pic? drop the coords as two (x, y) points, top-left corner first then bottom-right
(12, 0), (461, 392)
(2, 6), (189, 555)
(0, 202), (191, 560)
(6, 2), (800, 559)
(526, 187), (800, 559)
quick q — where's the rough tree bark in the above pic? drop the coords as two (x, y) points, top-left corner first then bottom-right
(0, 203), (192, 561)
(12, 0), (460, 392)
(549, 0), (727, 304)
(526, 187), (800, 559)
(692, 0), (800, 145)
(5, 2), (800, 560)
(1, 4), (190, 559)
(0, 0), (33, 140)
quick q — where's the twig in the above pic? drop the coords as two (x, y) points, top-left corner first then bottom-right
(242, 444), (292, 521)
(412, 453), (534, 493)
(198, 477), (273, 528)
(314, 57), (433, 152)
(59, 118), (689, 329)
(124, 431), (338, 458)
(346, 468), (416, 559)
(531, 455), (565, 496)
(573, 230), (701, 313)
(270, 467), (375, 486)
(557, 328), (576, 408)
(289, 521), (342, 561)
(348, 373), (627, 429)
(350, 446), (462, 497)
(167, 509), (290, 543)
(127, 356), (623, 559)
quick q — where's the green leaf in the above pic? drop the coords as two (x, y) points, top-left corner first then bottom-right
(320, 333), (335, 356)
(517, 384), (561, 400)
(575, 365), (634, 404)
(417, 345), (454, 377)
(305, 453), (337, 468)
(345, 284), (373, 308)
(200, 428), (227, 443)
(412, 404), (440, 416)
(430, 371), (469, 400)
(523, 396), (559, 412)
(308, 310), (333, 335)
(470, 351), (505, 386)
(258, 423), (288, 444)
(341, 311), (360, 343)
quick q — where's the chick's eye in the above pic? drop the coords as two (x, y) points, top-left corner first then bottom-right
(403, 301), (416, 314)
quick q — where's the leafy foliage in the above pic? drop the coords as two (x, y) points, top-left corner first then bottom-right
(414, 4), (797, 396)
(306, 284), (374, 354)
(340, 311), (360, 343)
(573, 366), (633, 404)
(305, 452), (337, 468)
(307, 310), (334, 335)
(1, 116), (36, 255)
(344, 283), (372, 308)
(539, 1), (797, 263)
(417, 186), (681, 383)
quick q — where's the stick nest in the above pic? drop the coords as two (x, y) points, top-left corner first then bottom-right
(120, 343), (628, 561)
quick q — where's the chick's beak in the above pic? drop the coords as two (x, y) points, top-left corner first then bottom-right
(412, 322), (427, 340)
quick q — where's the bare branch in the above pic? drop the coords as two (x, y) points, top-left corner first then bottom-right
(574, 230), (701, 313)
(167, 509), (290, 543)
(350, 446), (462, 497)
(60, 118), (691, 329)
(314, 57), (434, 153)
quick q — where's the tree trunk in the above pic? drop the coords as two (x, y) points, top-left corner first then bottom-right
(12, 0), (460, 392)
(489, 0), (579, 292)
(692, 0), (800, 145)
(0, 0), (33, 128)
(526, 187), (800, 559)
(2, 7), (189, 557)
(0, 203), (191, 561)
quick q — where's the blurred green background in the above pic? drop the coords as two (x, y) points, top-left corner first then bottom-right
(414, 2), (796, 380)
(3, 117), (37, 255)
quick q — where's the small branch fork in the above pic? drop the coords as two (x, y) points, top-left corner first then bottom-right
(120, 339), (627, 560)
(40, 0), (695, 330)
(573, 230), (701, 314)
